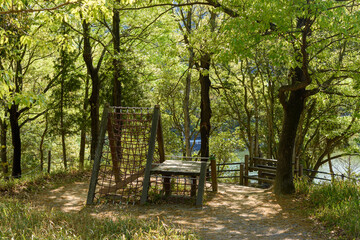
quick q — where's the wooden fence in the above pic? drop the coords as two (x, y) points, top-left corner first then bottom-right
(214, 155), (359, 186)
(303, 168), (358, 182)
(241, 155), (304, 186)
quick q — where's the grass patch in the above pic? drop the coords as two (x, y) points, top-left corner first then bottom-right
(0, 198), (197, 239)
(295, 177), (360, 239)
(0, 170), (89, 196)
(0, 171), (198, 239)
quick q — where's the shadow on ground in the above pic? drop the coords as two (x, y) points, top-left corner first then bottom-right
(33, 182), (324, 240)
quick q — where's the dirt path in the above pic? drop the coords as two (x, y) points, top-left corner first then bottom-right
(32, 182), (324, 240)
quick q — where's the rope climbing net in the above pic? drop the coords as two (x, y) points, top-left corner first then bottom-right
(93, 106), (159, 204)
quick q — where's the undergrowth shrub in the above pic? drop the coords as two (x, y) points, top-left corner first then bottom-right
(294, 176), (312, 195)
(295, 178), (360, 239)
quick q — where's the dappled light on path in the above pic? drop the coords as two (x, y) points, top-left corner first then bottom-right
(34, 181), (88, 212)
(33, 182), (323, 239)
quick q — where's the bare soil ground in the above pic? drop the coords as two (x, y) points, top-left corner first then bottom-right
(32, 181), (326, 240)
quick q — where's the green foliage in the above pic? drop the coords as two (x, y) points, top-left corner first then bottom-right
(210, 128), (244, 164)
(1, 0), (360, 185)
(295, 180), (360, 239)
(294, 176), (313, 195)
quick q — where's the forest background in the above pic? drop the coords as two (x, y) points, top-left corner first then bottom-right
(1, 0), (360, 195)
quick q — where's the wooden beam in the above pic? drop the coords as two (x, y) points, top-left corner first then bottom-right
(240, 163), (244, 185)
(99, 168), (145, 194)
(86, 105), (109, 205)
(140, 105), (160, 205)
(196, 161), (208, 206)
(210, 156), (218, 192)
(243, 175), (275, 183)
(157, 113), (165, 163)
(244, 155), (249, 186)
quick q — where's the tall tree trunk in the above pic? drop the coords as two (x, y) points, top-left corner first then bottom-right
(275, 67), (307, 194)
(183, 8), (194, 157)
(0, 118), (8, 180)
(82, 20), (101, 161)
(9, 104), (21, 178)
(260, 67), (276, 159)
(9, 57), (23, 178)
(248, 69), (260, 157)
(88, 67), (100, 162)
(266, 83), (275, 159)
(199, 53), (211, 158)
(112, 1), (122, 107)
(274, 14), (314, 195)
(184, 59), (192, 157)
(79, 126), (86, 170)
(199, 12), (216, 158)
(79, 76), (90, 170)
(39, 113), (48, 172)
(60, 72), (67, 169)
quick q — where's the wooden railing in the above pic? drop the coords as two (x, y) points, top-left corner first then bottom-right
(213, 162), (243, 184)
(213, 155), (359, 187)
(303, 168), (358, 182)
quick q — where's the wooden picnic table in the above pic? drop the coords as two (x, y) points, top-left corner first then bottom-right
(141, 159), (210, 206)
(151, 160), (210, 176)
(150, 160), (210, 200)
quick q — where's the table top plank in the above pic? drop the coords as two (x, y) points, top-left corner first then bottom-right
(150, 160), (209, 176)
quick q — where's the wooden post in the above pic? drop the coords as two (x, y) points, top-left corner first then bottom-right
(258, 169), (263, 185)
(86, 105), (109, 205)
(190, 177), (197, 197)
(210, 156), (217, 192)
(140, 105), (161, 205)
(157, 114), (165, 163)
(47, 151), (51, 174)
(196, 161), (207, 206)
(244, 155), (249, 186)
(240, 163), (244, 185)
(258, 157), (262, 185)
(163, 175), (171, 196)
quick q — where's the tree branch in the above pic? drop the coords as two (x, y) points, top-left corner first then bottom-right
(20, 110), (47, 128)
(0, 1), (81, 15)
(205, 0), (239, 17)
(117, 2), (213, 11)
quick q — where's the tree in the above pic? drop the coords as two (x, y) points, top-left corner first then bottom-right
(205, 0), (360, 194)
(0, 116), (8, 179)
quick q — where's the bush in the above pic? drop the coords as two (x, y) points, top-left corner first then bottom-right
(294, 176), (312, 195)
(295, 179), (360, 239)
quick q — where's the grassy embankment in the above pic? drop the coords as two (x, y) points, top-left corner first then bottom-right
(0, 171), (197, 239)
(295, 177), (360, 239)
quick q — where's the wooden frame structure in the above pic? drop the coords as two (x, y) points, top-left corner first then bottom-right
(87, 105), (217, 206)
